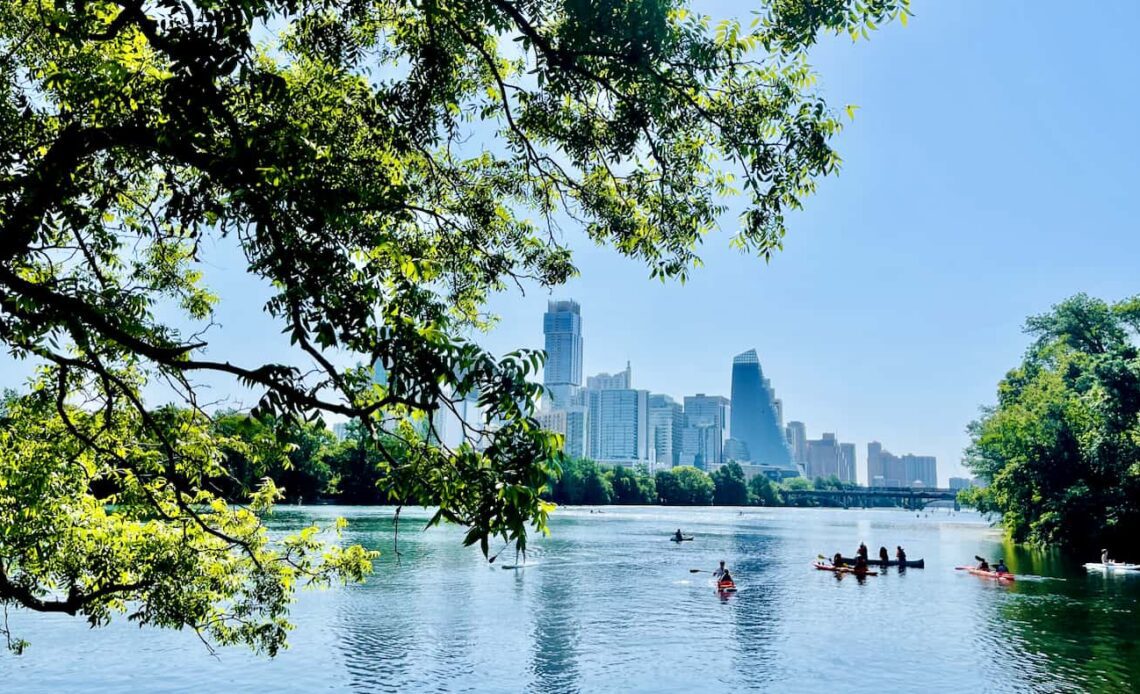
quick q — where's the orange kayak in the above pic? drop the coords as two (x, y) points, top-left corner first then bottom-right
(956, 566), (1016, 582)
(717, 581), (737, 592)
(813, 562), (878, 577)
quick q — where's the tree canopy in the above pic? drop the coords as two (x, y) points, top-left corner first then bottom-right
(0, 0), (907, 652)
(965, 294), (1140, 551)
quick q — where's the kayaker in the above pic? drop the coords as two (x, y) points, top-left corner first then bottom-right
(713, 560), (727, 579)
(896, 546), (907, 563)
(879, 546), (889, 565)
(994, 559), (1009, 574)
(857, 542), (869, 560)
(976, 558), (990, 571)
(674, 529), (684, 542)
(853, 555), (869, 573)
(832, 552), (843, 567)
(719, 569), (734, 588)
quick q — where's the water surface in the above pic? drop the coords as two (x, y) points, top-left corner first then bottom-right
(6, 507), (1138, 692)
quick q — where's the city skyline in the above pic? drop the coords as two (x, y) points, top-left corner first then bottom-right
(540, 296), (937, 486)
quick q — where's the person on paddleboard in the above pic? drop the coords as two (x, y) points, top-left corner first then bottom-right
(857, 542), (869, 561)
(896, 546), (907, 563)
(1102, 548), (1110, 564)
(853, 555), (869, 573)
(879, 546), (889, 564)
(713, 560), (727, 578)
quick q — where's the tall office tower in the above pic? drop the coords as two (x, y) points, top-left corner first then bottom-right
(867, 441), (884, 486)
(774, 398), (784, 430)
(902, 454), (938, 488)
(679, 394), (730, 468)
(839, 442), (857, 484)
(730, 349), (793, 470)
(805, 433), (840, 479)
(648, 394), (684, 468)
(537, 407), (589, 460)
(586, 362), (632, 391)
(543, 300), (583, 409)
(785, 421), (808, 464)
(723, 438), (751, 463)
(587, 388), (650, 465)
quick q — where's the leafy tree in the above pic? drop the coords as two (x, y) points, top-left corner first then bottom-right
(0, 0), (907, 651)
(656, 466), (714, 505)
(548, 458), (612, 505)
(748, 474), (781, 506)
(608, 465), (656, 505)
(966, 294), (1140, 550)
(779, 476), (815, 507)
(712, 462), (750, 505)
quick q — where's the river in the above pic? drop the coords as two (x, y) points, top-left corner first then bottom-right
(5, 506), (1139, 692)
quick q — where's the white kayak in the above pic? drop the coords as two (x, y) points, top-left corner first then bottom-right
(1084, 562), (1140, 572)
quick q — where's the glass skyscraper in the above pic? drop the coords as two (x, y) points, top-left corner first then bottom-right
(729, 349), (793, 470)
(543, 300), (583, 409)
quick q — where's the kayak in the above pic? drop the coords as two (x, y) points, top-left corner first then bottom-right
(839, 556), (925, 569)
(813, 562), (878, 577)
(670, 536), (694, 542)
(717, 581), (737, 592)
(956, 566), (1015, 582)
(1084, 562), (1140, 572)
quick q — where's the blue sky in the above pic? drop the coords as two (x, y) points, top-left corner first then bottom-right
(4, 2), (1138, 484)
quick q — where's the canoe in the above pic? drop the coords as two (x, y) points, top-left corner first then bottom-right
(956, 566), (1015, 582)
(813, 562), (878, 577)
(1084, 562), (1140, 572)
(670, 536), (694, 542)
(839, 556), (925, 569)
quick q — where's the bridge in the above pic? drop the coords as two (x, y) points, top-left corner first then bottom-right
(781, 486), (961, 511)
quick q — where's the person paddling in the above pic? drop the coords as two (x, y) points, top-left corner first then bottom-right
(674, 529), (684, 542)
(993, 559), (1009, 574)
(857, 542), (869, 561)
(718, 569), (735, 587)
(853, 555), (869, 574)
(879, 546), (889, 565)
(976, 557), (990, 571)
(896, 546), (907, 563)
(713, 560), (727, 579)
(832, 552), (844, 567)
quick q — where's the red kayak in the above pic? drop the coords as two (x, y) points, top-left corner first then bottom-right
(813, 562), (878, 577)
(956, 566), (1016, 582)
(717, 581), (737, 592)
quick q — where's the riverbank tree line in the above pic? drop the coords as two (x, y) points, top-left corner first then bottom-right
(961, 294), (1140, 553)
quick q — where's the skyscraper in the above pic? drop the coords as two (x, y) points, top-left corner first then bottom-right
(805, 433), (839, 479)
(785, 421), (807, 465)
(730, 349), (793, 470)
(839, 442), (856, 484)
(537, 407), (589, 460)
(586, 362), (632, 390)
(648, 394), (684, 468)
(543, 300), (583, 409)
(680, 394), (730, 468)
(868, 441), (937, 488)
(587, 388), (651, 465)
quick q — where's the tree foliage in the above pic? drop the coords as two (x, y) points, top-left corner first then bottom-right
(712, 461), (749, 505)
(965, 294), (1140, 551)
(655, 466), (715, 505)
(0, 0), (906, 651)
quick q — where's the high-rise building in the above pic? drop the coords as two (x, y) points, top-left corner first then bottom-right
(587, 388), (651, 466)
(949, 477), (974, 491)
(785, 421), (807, 465)
(648, 394), (684, 468)
(543, 300), (583, 409)
(839, 442), (856, 484)
(680, 394), (730, 468)
(868, 441), (937, 488)
(537, 407), (589, 460)
(723, 438), (750, 462)
(730, 350), (793, 470)
(902, 454), (938, 488)
(805, 433), (840, 479)
(586, 362), (632, 391)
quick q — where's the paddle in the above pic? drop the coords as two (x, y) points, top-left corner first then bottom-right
(689, 568), (710, 573)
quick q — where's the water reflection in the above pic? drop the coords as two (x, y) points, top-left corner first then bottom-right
(527, 558), (582, 692)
